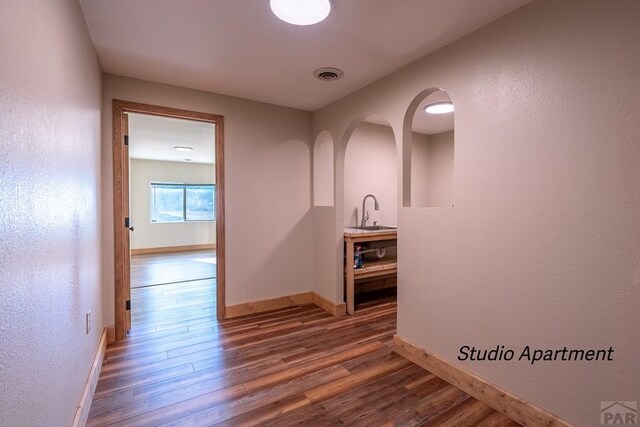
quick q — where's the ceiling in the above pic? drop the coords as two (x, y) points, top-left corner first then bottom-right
(128, 113), (215, 164)
(365, 89), (453, 135)
(412, 90), (454, 135)
(80, 0), (530, 111)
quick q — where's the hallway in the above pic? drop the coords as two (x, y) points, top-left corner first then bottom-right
(88, 277), (518, 425)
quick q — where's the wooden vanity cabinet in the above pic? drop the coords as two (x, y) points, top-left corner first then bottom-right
(343, 229), (397, 314)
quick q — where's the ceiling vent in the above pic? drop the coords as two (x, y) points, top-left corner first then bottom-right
(313, 67), (343, 81)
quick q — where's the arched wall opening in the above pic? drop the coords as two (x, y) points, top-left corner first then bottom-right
(403, 88), (455, 207)
(338, 114), (399, 314)
(313, 130), (334, 206)
(343, 116), (398, 227)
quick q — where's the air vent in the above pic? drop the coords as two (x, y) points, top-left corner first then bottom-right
(313, 67), (343, 81)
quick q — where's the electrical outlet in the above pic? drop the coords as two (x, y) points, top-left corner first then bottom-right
(86, 311), (91, 334)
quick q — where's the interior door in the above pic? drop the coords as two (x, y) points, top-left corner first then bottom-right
(123, 113), (132, 333)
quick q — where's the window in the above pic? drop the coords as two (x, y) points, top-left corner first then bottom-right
(151, 183), (215, 222)
(185, 185), (215, 221)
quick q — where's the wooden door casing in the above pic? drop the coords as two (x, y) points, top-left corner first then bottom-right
(112, 100), (225, 341)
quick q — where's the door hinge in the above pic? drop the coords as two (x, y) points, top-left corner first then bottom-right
(124, 135), (129, 146)
(126, 300), (131, 311)
(124, 217), (130, 228)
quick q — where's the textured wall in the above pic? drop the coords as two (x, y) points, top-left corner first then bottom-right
(130, 159), (215, 249)
(102, 74), (313, 319)
(0, 0), (103, 425)
(312, 1), (640, 425)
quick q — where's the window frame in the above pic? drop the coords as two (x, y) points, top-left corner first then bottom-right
(150, 182), (216, 223)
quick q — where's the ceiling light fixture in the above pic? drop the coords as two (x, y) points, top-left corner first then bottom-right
(425, 102), (454, 114)
(174, 146), (194, 152)
(183, 158), (192, 162)
(270, 0), (331, 26)
(424, 102), (453, 114)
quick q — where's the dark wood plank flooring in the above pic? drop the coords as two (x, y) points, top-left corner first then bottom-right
(89, 252), (519, 426)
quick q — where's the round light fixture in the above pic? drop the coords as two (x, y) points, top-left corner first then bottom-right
(183, 158), (192, 162)
(174, 146), (194, 152)
(270, 0), (331, 26)
(425, 102), (454, 114)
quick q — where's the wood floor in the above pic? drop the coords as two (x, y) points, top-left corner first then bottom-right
(89, 252), (519, 426)
(130, 249), (216, 289)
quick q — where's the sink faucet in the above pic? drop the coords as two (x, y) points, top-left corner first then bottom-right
(360, 194), (379, 227)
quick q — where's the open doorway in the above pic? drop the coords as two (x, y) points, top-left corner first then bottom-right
(112, 101), (225, 341)
(128, 112), (216, 335)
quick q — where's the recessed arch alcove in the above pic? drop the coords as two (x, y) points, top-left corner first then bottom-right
(313, 130), (334, 206)
(403, 88), (455, 207)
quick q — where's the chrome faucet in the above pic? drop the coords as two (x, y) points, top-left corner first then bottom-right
(360, 194), (379, 227)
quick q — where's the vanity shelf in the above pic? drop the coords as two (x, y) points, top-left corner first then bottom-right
(343, 228), (397, 314)
(350, 255), (398, 280)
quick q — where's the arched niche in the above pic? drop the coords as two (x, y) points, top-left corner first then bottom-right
(343, 115), (397, 227)
(404, 88), (455, 207)
(313, 130), (334, 206)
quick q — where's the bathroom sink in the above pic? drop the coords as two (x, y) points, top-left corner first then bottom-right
(351, 225), (397, 231)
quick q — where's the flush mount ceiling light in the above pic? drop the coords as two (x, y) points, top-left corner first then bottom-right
(270, 0), (331, 26)
(425, 102), (454, 114)
(183, 158), (193, 162)
(174, 146), (194, 152)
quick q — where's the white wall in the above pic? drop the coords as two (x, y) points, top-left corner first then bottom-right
(102, 74), (313, 321)
(343, 123), (397, 227)
(313, 130), (334, 207)
(428, 131), (454, 207)
(411, 131), (454, 207)
(130, 159), (215, 249)
(411, 132), (430, 207)
(312, 206), (341, 302)
(0, 0), (103, 425)
(312, 1), (640, 425)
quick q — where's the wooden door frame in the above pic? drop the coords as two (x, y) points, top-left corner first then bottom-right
(112, 100), (226, 341)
